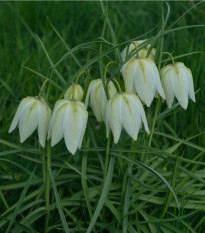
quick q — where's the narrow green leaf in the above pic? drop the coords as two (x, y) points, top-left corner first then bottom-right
(49, 168), (70, 233)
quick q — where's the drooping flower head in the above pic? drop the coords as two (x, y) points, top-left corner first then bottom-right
(85, 79), (117, 122)
(48, 99), (88, 155)
(161, 62), (195, 109)
(122, 57), (165, 107)
(106, 92), (150, 143)
(9, 96), (51, 147)
(64, 83), (84, 101)
(121, 40), (156, 62)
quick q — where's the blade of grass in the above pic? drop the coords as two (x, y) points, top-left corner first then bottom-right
(5, 167), (36, 233)
(48, 168), (70, 233)
(86, 156), (115, 233)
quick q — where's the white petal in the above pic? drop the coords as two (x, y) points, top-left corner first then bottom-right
(9, 97), (34, 133)
(161, 65), (175, 108)
(111, 95), (122, 143)
(47, 99), (68, 140)
(146, 60), (165, 100)
(63, 101), (88, 155)
(105, 100), (112, 138)
(49, 100), (68, 146)
(85, 79), (101, 108)
(122, 59), (136, 93)
(121, 94), (139, 140)
(90, 82), (103, 122)
(128, 94), (150, 134)
(182, 67), (195, 103)
(19, 100), (38, 143)
(171, 65), (188, 109)
(133, 59), (155, 107)
(37, 100), (52, 148)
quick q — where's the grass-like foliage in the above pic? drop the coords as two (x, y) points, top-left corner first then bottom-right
(1, 1), (205, 233)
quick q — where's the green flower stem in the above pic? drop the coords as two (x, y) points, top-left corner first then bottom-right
(162, 51), (175, 64)
(104, 132), (111, 181)
(145, 96), (161, 164)
(44, 141), (51, 233)
(38, 80), (49, 97)
(42, 147), (47, 189)
(104, 61), (118, 81)
(75, 70), (87, 83)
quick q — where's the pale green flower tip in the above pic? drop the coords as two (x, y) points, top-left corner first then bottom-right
(64, 83), (84, 101)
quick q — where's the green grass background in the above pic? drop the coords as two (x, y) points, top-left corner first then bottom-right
(0, 1), (205, 233)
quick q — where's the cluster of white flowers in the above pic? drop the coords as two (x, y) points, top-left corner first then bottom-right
(9, 40), (195, 154)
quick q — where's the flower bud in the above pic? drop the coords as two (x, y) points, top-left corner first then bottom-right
(161, 62), (195, 109)
(106, 93), (150, 143)
(122, 57), (165, 107)
(48, 99), (88, 155)
(85, 79), (117, 122)
(121, 40), (156, 62)
(9, 96), (51, 147)
(64, 83), (84, 101)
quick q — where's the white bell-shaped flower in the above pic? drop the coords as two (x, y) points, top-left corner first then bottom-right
(106, 93), (150, 143)
(121, 40), (156, 62)
(161, 62), (196, 109)
(85, 79), (117, 122)
(64, 83), (84, 101)
(122, 57), (165, 107)
(48, 99), (88, 155)
(9, 96), (51, 147)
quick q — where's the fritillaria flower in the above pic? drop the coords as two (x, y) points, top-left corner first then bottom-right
(85, 79), (117, 122)
(106, 92), (150, 143)
(122, 57), (165, 107)
(9, 96), (51, 147)
(161, 62), (196, 109)
(121, 40), (156, 62)
(48, 99), (88, 155)
(64, 83), (84, 101)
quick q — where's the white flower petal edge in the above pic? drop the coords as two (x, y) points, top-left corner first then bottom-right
(106, 93), (150, 143)
(48, 99), (88, 155)
(85, 79), (117, 122)
(161, 62), (195, 109)
(9, 96), (51, 147)
(122, 58), (165, 107)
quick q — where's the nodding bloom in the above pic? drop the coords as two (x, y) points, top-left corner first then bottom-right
(121, 40), (156, 62)
(85, 79), (117, 122)
(48, 99), (88, 155)
(106, 93), (150, 143)
(122, 57), (165, 107)
(161, 62), (196, 109)
(64, 83), (84, 101)
(9, 96), (51, 147)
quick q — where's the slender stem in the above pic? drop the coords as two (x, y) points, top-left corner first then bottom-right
(112, 79), (122, 92)
(44, 141), (51, 233)
(42, 147), (47, 189)
(104, 132), (111, 180)
(145, 96), (161, 164)
(162, 51), (175, 64)
(104, 61), (118, 81)
(38, 80), (49, 97)
(75, 71), (87, 83)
